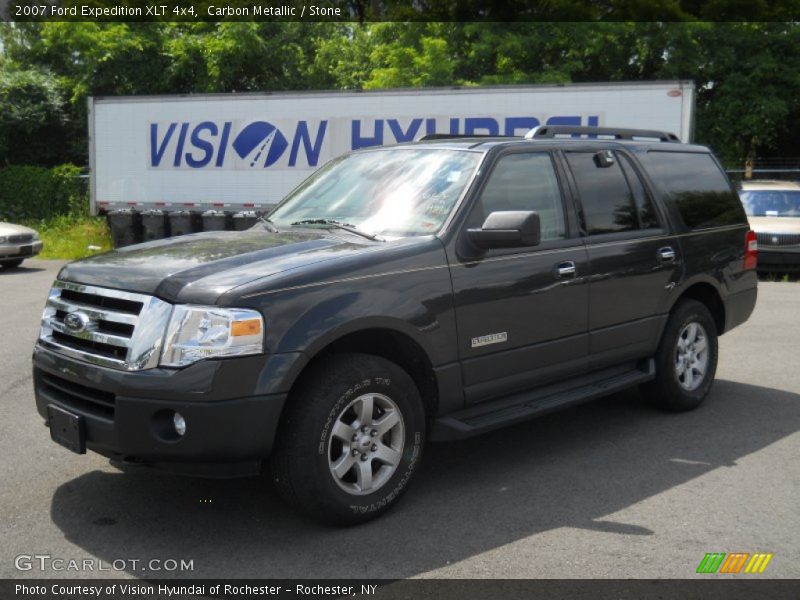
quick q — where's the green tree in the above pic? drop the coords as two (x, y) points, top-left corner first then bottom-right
(0, 67), (69, 166)
(2, 20), (800, 170)
(362, 23), (457, 88)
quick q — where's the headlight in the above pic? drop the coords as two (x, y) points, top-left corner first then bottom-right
(32, 232), (40, 240)
(160, 305), (264, 367)
(0, 236), (6, 243)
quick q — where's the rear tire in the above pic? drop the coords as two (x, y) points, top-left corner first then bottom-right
(641, 299), (718, 411)
(0, 259), (24, 268)
(271, 352), (425, 526)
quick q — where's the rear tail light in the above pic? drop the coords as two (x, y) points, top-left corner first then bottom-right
(744, 230), (758, 270)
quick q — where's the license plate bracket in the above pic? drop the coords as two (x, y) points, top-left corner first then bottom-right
(47, 405), (86, 454)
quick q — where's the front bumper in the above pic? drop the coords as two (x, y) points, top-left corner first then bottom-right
(32, 344), (305, 477)
(757, 246), (800, 271)
(0, 240), (42, 259)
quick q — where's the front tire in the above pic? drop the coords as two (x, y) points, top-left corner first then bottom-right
(271, 353), (425, 525)
(641, 299), (718, 411)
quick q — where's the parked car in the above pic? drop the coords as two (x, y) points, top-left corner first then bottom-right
(32, 126), (757, 525)
(739, 180), (800, 272)
(0, 222), (43, 268)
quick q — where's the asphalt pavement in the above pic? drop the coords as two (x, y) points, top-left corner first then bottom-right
(1, 260), (798, 579)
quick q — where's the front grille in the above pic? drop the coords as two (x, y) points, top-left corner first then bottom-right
(54, 309), (135, 337)
(38, 371), (116, 419)
(8, 234), (33, 244)
(52, 330), (128, 360)
(756, 232), (800, 247)
(38, 281), (173, 371)
(59, 288), (143, 315)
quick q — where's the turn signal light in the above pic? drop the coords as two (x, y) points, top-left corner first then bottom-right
(231, 318), (262, 337)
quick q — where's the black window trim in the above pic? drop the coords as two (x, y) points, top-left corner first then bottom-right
(455, 147), (583, 260)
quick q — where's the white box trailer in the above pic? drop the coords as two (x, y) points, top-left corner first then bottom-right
(88, 81), (695, 216)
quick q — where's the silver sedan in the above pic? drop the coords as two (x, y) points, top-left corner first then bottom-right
(0, 222), (43, 268)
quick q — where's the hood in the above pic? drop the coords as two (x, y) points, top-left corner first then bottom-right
(0, 222), (38, 236)
(748, 216), (800, 234)
(58, 229), (374, 303)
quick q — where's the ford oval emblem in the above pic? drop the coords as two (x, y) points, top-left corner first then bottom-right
(64, 311), (90, 333)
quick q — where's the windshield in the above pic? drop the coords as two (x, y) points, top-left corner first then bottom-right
(268, 148), (483, 237)
(740, 190), (800, 217)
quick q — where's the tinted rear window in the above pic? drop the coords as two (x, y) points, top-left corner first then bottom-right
(565, 151), (639, 235)
(645, 151), (747, 229)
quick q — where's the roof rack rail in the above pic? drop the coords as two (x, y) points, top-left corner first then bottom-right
(525, 125), (680, 143)
(419, 134), (517, 141)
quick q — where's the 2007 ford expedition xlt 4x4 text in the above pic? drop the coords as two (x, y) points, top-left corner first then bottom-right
(33, 126), (757, 524)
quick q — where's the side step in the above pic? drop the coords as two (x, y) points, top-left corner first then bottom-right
(430, 359), (655, 441)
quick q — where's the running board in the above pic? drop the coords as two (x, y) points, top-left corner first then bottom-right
(430, 359), (655, 441)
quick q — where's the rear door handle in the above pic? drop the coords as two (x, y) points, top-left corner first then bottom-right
(554, 261), (577, 278)
(658, 247), (676, 263)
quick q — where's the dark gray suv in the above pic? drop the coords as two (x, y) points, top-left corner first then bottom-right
(33, 126), (757, 524)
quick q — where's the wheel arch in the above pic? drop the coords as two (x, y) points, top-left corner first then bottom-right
(283, 323), (440, 419)
(672, 280), (726, 335)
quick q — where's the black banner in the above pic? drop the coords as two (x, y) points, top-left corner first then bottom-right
(4, 579), (800, 600)
(3, 0), (800, 23)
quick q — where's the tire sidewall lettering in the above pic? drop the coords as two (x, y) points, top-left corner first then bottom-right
(349, 429), (422, 515)
(314, 374), (419, 514)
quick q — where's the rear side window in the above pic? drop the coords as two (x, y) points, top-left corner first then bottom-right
(645, 151), (747, 229)
(618, 154), (660, 230)
(565, 152), (640, 234)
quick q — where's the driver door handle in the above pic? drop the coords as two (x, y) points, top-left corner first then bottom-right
(658, 247), (677, 263)
(554, 261), (577, 279)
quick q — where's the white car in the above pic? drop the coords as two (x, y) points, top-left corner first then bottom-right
(739, 180), (800, 272)
(0, 222), (43, 268)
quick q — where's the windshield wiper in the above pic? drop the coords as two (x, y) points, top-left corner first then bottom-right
(290, 219), (384, 242)
(257, 216), (279, 232)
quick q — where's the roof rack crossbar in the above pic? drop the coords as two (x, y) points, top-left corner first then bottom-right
(526, 125), (680, 143)
(419, 134), (517, 141)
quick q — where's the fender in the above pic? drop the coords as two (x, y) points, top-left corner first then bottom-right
(256, 280), (463, 413)
(274, 288), (448, 362)
(670, 273), (725, 311)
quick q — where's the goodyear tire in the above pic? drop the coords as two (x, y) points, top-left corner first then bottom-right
(642, 299), (718, 411)
(271, 353), (425, 526)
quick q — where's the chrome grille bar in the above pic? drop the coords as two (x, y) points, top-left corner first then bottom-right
(48, 298), (139, 326)
(49, 319), (132, 348)
(38, 281), (173, 371)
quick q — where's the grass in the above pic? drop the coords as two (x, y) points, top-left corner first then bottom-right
(25, 214), (113, 260)
(758, 272), (799, 283)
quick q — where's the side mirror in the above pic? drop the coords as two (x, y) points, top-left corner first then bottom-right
(467, 211), (541, 249)
(594, 150), (615, 168)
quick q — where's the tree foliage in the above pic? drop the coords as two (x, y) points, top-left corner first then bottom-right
(0, 66), (69, 166)
(0, 164), (85, 221)
(0, 20), (798, 167)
